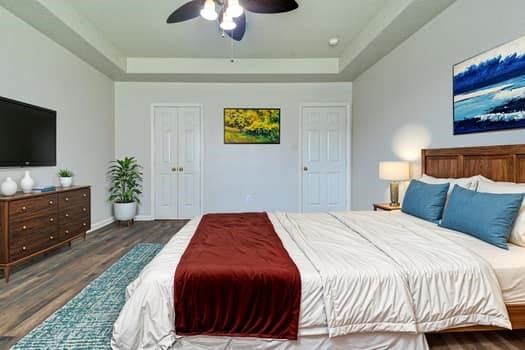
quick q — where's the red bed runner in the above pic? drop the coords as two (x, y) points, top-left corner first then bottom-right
(174, 212), (301, 340)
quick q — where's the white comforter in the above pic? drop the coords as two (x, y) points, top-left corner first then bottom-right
(111, 212), (510, 350)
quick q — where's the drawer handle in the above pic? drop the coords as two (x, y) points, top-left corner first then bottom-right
(65, 213), (69, 217)
(65, 230), (70, 234)
(82, 222), (87, 227)
(65, 197), (69, 201)
(22, 246), (27, 251)
(49, 200), (54, 205)
(49, 235), (55, 240)
(83, 193), (87, 198)
(49, 217), (55, 223)
(21, 206), (27, 211)
(83, 208), (87, 212)
(22, 225), (27, 230)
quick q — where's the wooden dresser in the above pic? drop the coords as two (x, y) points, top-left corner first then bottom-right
(0, 186), (91, 282)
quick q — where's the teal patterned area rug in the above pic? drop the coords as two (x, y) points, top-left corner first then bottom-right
(12, 243), (163, 350)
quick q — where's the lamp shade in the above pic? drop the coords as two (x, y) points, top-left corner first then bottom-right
(200, 0), (218, 21)
(379, 161), (409, 181)
(220, 11), (236, 30)
(227, 0), (244, 17)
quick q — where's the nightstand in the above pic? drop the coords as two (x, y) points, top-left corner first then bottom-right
(373, 203), (402, 211)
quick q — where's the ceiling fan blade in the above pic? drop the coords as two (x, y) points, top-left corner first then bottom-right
(226, 12), (246, 41)
(240, 0), (298, 14)
(167, 0), (205, 23)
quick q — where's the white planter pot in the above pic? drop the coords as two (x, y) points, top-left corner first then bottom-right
(59, 177), (73, 187)
(114, 202), (137, 221)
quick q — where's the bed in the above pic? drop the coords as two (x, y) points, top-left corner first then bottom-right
(421, 144), (525, 332)
(111, 144), (525, 350)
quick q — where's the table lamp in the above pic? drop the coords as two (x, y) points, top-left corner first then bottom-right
(379, 161), (410, 206)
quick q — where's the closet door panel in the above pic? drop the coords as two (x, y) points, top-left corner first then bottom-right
(154, 107), (179, 219)
(177, 107), (201, 219)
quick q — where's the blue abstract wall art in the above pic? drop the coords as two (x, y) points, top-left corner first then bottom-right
(453, 35), (525, 134)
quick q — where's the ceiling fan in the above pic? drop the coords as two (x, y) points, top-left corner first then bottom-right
(166, 0), (299, 41)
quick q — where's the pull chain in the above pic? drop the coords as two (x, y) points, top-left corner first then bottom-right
(230, 36), (235, 63)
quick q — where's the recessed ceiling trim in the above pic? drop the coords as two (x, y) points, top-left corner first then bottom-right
(36, 0), (126, 70)
(340, 0), (413, 69)
(126, 57), (340, 75)
(0, 0), (456, 82)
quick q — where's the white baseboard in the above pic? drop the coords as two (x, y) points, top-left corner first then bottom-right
(86, 216), (153, 234)
(87, 217), (115, 233)
(135, 215), (154, 221)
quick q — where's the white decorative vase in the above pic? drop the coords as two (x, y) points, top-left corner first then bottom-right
(114, 202), (137, 221)
(59, 177), (73, 187)
(20, 171), (34, 194)
(1, 177), (18, 196)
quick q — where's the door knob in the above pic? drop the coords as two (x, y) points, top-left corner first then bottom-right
(179, 167), (184, 172)
(303, 166), (308, 171)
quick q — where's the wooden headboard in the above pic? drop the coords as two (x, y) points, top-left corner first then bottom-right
(421, 144), (525, 183)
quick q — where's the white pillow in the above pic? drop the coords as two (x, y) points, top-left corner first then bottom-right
(477, 180), (525, 247)
(476, 174), (514, 186)
(419, 174), (478, 195)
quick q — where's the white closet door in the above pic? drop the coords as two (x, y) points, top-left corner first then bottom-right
(302, 106), (347, 212)
(177, 106), (201, 219)
(154, 107), (179, 219)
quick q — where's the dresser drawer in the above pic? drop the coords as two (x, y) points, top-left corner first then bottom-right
(59, 202), (90, 221)
(59, 219), (90, 240)
(9, 194), (58, 222)
(9, 229), (59, 261)
(10, 218), (58, 237)
(58, 189), (90, 212)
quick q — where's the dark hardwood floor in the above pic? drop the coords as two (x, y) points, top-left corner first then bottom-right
(0, 220), (187, 349)
(427, 330), (525, 349)
(0, 220), (524, 349)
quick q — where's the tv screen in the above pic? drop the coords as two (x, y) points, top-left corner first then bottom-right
(0, 96), (56, 167)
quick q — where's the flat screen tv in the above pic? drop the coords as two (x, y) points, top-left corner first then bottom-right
(0, 96), (56, 167)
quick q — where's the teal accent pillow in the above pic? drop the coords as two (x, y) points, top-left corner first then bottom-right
(402, 180), (449, 223)
(439, 186), (524, 249)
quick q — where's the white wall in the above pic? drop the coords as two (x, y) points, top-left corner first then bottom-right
(0, 7), (115, 226)
(352, 0), (525, 210)
(115, 82), (352, 217)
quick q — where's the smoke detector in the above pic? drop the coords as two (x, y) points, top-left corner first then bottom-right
(328, 37), (339, 47)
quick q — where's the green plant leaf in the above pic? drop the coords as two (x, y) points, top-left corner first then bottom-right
(58, 168), (74, 177)
(107, 156), (143, 204)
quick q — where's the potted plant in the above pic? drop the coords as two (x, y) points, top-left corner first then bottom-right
(108, 157), (143, 222)
(58, 169), (74, 187)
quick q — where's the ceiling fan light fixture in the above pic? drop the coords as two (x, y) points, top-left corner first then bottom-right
(200, 0), (218, 21)
(220, 12), (237, 30)
(227, 0), (244, 18)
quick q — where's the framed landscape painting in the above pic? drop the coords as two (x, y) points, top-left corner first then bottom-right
(453, 35), (525, 134)
(224, 108), (280, 144)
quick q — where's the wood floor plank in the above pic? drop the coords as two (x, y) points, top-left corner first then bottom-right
(1, 220), (525, 349)
(0, 220), (187, 349)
